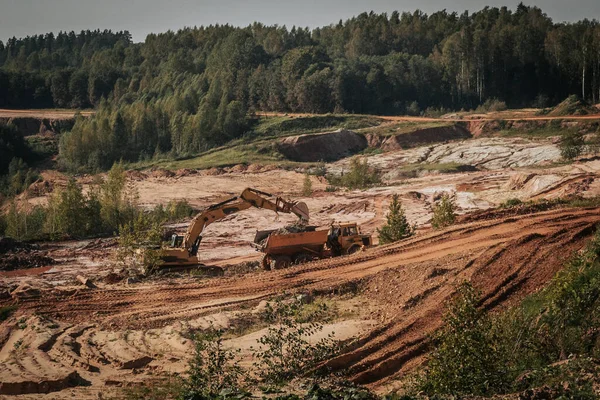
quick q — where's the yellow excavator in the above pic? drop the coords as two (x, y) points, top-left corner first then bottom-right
(161, 188), (309, 266)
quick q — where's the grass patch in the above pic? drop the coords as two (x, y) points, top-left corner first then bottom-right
(252, 114), (383, 138)
(363, 121), (453, 137)
(149, 145), (288, 170)
(398, 162), (474, 175)
(498, 126), (575, 139)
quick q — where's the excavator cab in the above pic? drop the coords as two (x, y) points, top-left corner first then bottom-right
(170, 234), (184, 248)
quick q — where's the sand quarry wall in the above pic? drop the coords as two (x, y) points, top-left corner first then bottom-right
(378, 124), (472, 150)
(278, 125), (473, 162)
(278, 129), (368, 162)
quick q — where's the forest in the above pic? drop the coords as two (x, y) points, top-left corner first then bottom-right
(1, 4), (600, 170)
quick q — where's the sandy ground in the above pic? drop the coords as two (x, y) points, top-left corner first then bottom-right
(3, 134), (600, 396)
(1, 206), (599, 397)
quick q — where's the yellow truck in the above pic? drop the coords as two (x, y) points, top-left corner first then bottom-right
(255, 222), (372, 270)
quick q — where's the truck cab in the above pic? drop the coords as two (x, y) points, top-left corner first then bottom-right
(332, 223), (373, 255)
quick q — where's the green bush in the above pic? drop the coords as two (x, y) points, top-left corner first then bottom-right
(252, 298), (339, 384)
(44, 179), (91, 239)
(167, 199), (194, 221)
(329, 158), (381, 190)
(0, 305), (18, 322)
(500, 198), (523, 208)
(419, 229), (600, 398)
(419, 282), (508, 396)
(181, 329), (248, 399)
(115, 212), (165, 275)
(378, 194), (414, 244)
(302, 173), (313, 196)
(430, 193), (456, 229)
(559, 130), (585, 160)
(310, 162), (327, 177)
(5, 201), (47, 241)
(475, 98), (508, 113)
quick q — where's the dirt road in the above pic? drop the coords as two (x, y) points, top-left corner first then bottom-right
(3, 108), (599, 123)
(260, 110), (600, 122)
(0, 109), (94, 119)
(2, 206), (598, 395)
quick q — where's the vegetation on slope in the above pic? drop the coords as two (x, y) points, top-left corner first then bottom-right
(416, 228), (600, 398)
(2, 5), (600, 171)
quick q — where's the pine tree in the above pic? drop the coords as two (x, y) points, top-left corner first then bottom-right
(431, 193), (457, 229)
(378, 194), (414, 244)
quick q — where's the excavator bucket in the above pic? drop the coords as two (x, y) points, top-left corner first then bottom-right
(292, 201), (310, 223)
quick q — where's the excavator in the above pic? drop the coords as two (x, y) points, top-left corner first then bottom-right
(161, 188), (309, 267)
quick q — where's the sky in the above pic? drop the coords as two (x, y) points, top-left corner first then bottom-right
(1, 0), (599, 43)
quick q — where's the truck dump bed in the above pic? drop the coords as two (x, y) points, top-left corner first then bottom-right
(262, 229), (329, 256)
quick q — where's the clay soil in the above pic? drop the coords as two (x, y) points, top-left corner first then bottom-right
(1, 206), (598, 397)
(4, 123), (600, 397)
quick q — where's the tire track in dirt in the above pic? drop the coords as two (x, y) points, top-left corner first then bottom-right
(2, 207), (600, 393)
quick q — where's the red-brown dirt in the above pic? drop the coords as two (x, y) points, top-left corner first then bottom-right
(1, 206), (598, 394)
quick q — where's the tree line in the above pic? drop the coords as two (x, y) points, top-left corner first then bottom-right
(1, 4), (600, 170)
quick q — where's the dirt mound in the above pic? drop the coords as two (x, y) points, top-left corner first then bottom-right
(204, 167), (224, 175)
(174, 168), (198, 178)
(0, 237), (55, 272)
(547, 95), (598, 117)
(26, 180), (54, 197)
(381, 124), (471, 151)
(0, 237), (33, 254)
(227, 164), (248, 173)
(246, 164), (265, 173)
(273, 223), (314, 235)
(467, 120), (505, 137)
(126, 170), (147, 181)
(149, 168), (175, 179)
(278, 129), (368, 162)
(0, 253), (56, 272)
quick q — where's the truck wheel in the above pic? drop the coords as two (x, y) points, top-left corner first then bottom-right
(294, 253), (312, 265)
(261, 256), (271, 271)
(271, 256), (292, 270)
(346, 245), (361, 255)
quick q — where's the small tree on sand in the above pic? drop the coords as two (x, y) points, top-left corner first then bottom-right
(431, 193), (457, 229)
(559, 130), (585, 160)
(378, 194), (414, 244)
(302, 173), (313, 196)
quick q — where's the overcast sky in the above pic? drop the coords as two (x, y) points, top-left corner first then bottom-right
(1, 0), (599, 43)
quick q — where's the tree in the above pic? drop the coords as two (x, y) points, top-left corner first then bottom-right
(47, 179), (88, 238)
(559, 130), (585, 160)
(378, 194), (414, 244)
(431, 192), (457, 229)
(302, 173), (313, 196)
(333, 157), (381, 189)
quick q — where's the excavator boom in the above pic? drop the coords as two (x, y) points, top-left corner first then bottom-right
(161, 188), (309, 267)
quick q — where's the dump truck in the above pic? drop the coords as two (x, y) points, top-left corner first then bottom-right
(162, 188), (309, 267)
(255, 222), (372, 270)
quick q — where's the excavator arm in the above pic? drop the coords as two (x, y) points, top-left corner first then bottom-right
(162, 188), (309, 266)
